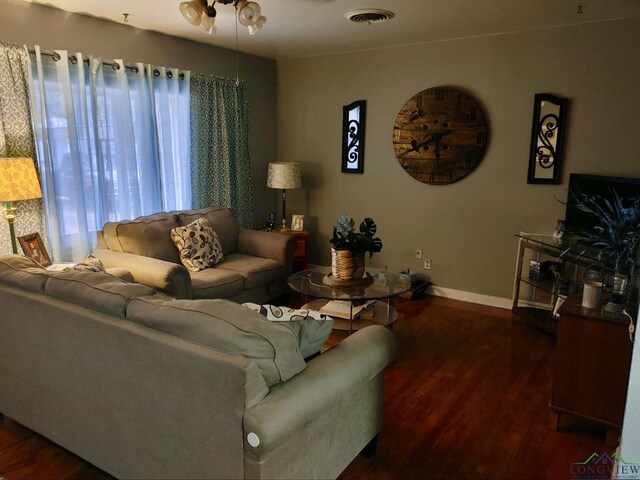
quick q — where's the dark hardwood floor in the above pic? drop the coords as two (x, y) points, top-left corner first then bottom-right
(0, 296), (609, 479)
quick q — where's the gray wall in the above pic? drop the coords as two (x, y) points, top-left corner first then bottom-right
(277, 18), (640, 300)
(0, 0), (277, 229)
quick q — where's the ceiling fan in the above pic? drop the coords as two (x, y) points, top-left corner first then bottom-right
(179, 0), (266, 35)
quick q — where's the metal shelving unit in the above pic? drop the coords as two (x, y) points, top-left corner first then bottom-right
(512, 233), (607, 336)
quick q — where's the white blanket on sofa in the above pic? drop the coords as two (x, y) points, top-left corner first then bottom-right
(242, 303), (334, 358)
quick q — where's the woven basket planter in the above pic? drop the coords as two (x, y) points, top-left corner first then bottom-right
(331, 248), (365, 280)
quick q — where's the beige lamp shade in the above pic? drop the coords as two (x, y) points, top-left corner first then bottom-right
(266, 162), (301, 190)
(0, 157), (43, 202)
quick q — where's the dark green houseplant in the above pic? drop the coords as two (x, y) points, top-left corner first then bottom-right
(565, 189), (640, 273)
(330, 216), (383, 258)
(329, 216), (383, 280)
(563, 188), (640, 310)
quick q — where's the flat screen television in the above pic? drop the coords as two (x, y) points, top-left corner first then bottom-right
(565, 173), (640, 233)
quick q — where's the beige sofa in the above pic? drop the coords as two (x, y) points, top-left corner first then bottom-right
(92, 206), (296, 303)
(0, 255), (397, 479)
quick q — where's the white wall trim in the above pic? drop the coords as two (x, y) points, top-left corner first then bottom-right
(428, 285), (512, 310)
(307, 264), (513, 310)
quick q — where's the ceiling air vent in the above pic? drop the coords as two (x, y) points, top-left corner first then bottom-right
(345, 9), (394, 25)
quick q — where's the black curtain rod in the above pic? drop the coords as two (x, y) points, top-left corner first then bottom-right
(27, 48), (185, 79)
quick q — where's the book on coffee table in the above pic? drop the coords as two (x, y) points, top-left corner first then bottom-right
(319, 300), (376, 319)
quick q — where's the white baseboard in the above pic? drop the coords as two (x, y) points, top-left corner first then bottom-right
(306, 264), (512, 310)
(427, 285), (512, 310)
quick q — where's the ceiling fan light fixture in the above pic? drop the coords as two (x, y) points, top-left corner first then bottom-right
(197, 10), (217, 34)
(179, 0), (265, 35)
(237, 1), (261, 26)
(248, 15), (266, 35)
(179, 0), (205, 26)
(236, 1), (265, 35)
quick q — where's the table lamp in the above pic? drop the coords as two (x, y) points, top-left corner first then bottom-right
(0, 157), (43, 254)
(266, 162), (301, 231)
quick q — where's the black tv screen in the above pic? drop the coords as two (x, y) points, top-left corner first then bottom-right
(565, 173), (640, 232)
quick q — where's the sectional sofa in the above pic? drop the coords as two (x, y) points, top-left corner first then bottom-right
(0, 255), (397, 479)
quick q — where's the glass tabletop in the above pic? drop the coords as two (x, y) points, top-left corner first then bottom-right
(288, 266), (411, 301)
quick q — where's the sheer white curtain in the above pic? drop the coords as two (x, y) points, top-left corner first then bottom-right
(29, 47), (190, 261)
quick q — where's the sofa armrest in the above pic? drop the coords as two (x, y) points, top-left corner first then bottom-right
(237, 229), (296, 272)
(243, 325), (397, 454)
(91, 249), (192, 299)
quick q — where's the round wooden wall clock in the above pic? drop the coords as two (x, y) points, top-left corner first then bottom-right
(393, 86), (488, 185)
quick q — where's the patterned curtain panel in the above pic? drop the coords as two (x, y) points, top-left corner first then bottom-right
(190, 74), (254, 228)
(0, 41), (47, 256)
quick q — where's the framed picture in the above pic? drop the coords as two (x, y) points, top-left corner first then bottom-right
(291, 214), (304, 232)
(18, 232), (52, 267)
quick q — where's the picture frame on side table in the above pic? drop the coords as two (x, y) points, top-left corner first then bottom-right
(553, 219), (565, 240)
(291, 214), (304, 232)
(18, 232), (52, 267)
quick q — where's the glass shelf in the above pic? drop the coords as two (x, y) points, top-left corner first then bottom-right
(517, 276), (558, 296)
(515, 233), (639, 270)
(513, 233), (639, 335)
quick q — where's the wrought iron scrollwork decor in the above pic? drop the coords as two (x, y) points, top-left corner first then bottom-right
(346, 119), (360, 162)
(342, 100), (366, 173)
(527, 93), (568, 184)
(536, 113), (559, 168)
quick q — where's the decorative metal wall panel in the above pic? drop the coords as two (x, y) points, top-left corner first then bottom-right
(341, 100), (366, 173)
(527, 93), (568, 184)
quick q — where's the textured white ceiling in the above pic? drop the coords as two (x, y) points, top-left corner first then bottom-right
(17, 0), (640, 60)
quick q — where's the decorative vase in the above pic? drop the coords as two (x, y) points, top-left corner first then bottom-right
(331, 248), (365, 280)
(605, 272), (629, 313)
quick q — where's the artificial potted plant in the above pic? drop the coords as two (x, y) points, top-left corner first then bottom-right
(329, 215), (383, 280)
(563, 188), (640, 312)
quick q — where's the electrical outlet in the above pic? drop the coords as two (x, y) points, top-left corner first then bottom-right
(424, 259), (432, 270)
(415, 248), (423, 260)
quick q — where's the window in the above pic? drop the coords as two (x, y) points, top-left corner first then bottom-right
(30, 51), (190, 260)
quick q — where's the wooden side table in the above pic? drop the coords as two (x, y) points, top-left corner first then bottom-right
(549, 295), (633, 446)
(280, 230), (309, 272)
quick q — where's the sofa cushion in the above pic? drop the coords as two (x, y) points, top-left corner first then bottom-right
(45, 270), (156, 318)
(190, 267), (244, 299)
(243, 303), (334, 358)
(126, 296), (306, 386)
(170, 218), (224, 272)
(178, 207), (239, 255)
(0, 255), (49, 292)
(217, 253), (285, 290)
(102, 213), (181, 264)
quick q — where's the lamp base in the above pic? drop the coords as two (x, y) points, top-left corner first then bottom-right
(1, 202), (18, 254)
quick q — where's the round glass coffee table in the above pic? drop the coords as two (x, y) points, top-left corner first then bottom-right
(288, 266), (411, 333)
